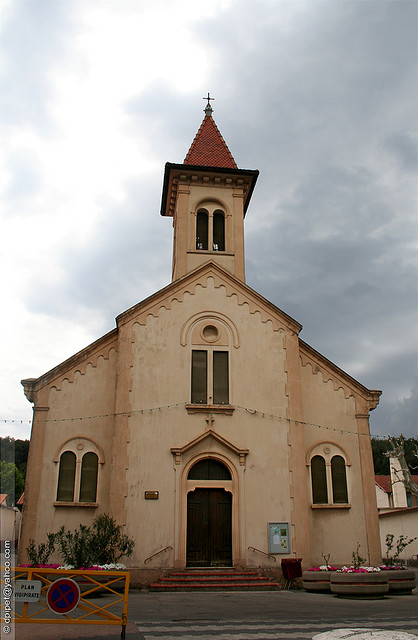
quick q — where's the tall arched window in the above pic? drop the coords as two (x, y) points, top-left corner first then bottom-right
(55, 438), (103, 505)
(196, 210), (208, 250)
(56, 451), (76, 502)
(311, 455), (328, 504)
(331, 455), (348, 504)
(79, 452), (98, 502)
(308, 445), (349, 506)
(213, 211), (225, 251)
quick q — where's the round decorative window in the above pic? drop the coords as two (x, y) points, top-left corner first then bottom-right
(202, 324), (219, 342)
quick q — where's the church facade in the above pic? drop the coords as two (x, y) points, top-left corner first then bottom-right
(20, 103), (382, 583)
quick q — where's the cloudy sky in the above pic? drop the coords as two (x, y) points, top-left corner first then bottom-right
(1, 0), (417, 441)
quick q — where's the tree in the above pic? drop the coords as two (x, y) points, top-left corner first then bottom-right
(0, 437), (30, 478)
(0, 461), (24, 502)
(385, 436), (418, 498)
(371, 437), (417, 475)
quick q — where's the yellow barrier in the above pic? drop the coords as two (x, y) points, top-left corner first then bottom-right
(2, 567), (130, 640)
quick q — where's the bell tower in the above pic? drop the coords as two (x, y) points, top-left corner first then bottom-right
(160, 96), (259, 283)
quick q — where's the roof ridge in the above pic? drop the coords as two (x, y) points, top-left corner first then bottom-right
(184, 114), (237, 169)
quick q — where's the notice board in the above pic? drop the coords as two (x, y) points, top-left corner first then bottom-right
(267, 522), (290, 554)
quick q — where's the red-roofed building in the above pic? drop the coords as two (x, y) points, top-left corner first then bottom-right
(375, 473), (418, 510)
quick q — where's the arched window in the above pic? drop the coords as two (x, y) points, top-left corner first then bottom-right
(311, 455), (328, 504)
(188, 459), (231, 480)
(55, 438), (103, 505)
(331, 455), (348, 504)
(195, 204), (226, 252)
(213, 211), (225, 251)
(56, 451), (76, 502)
(196, 210), (208, 250)
(79, 452), (98, 502)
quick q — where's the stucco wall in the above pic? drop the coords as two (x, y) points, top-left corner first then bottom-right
(379, 509), (418, 562)
(300, 362), (375, 565)
(22, 348), (117, 559)
(124, 277), (292, 567)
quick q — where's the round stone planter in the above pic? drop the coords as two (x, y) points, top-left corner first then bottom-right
(330, 572), (389, 599)
(302, 571), (332, 592)
(380, 569), (416, 594)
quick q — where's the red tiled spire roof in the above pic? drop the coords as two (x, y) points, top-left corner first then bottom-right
(184, 113), (238, 169)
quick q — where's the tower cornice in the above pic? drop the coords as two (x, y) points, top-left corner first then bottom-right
(160, 162), (259, 218)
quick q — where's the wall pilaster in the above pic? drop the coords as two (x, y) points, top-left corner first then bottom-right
(356, 409), (382, 566)
(18, 402), (49, 562)
(285, 332), (310, 565)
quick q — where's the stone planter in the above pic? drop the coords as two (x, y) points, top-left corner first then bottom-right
(302, 571), (332, 592)
(330, 572), (389, 599)
(381, 569), (416, 594)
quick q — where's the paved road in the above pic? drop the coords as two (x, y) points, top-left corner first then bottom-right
(13, 588), (418, 640)
(132, 590), (418, 639)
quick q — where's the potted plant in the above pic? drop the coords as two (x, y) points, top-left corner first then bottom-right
(379, 534), (417, 594)
(303, 555), (337, 592)
(330, 543), (388, 599)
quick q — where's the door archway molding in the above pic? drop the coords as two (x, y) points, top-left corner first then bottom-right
(171, 430), (248, 569)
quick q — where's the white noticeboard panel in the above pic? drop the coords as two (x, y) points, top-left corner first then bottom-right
(268, 522), (290, 554)
(14, 580), (42, 602)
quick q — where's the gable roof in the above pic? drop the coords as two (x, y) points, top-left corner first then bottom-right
(184, 114), (237, 169)
(375, 476), (392, 493)
(116, 260), (303, 334)
(22, 260), (380, 408)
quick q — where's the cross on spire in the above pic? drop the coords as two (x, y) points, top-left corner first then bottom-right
(203, 92), (215, 116)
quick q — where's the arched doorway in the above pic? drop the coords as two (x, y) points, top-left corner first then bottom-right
(186, 459), (232, 567)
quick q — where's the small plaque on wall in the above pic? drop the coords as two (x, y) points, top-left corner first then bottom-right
(268, 522), (290, 554)
(145, 491), (159, 500)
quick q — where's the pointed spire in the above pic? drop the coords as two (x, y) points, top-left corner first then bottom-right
(184, 95), (238, 169)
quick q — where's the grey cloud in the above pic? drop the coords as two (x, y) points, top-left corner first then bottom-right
(383, 132), (418, 173)
(1, 0), (77, 132)
(8, 0), (416, 438)
(24, 176), (173, 334)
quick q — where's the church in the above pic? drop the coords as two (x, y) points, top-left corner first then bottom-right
(20, 100), (383, 585)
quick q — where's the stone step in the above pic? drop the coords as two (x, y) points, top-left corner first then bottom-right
(163, 572), (263, 581)
(149, 569), (281, 591)
(149, 581), (280, 591)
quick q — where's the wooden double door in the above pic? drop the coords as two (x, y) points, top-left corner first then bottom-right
(186, 488), (232, 567)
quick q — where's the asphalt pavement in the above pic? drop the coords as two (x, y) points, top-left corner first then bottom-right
(11, 584), (418, 640)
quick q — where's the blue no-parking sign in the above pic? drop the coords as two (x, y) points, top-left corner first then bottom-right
(47, 578), (81, 614)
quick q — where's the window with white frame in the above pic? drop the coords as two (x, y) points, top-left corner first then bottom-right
(309, 445), (349, 506)
(55, 440), (100, 504)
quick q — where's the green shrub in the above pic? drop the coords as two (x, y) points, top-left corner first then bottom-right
(89, 513), (134, 565)
(26, 533), (56, 566)
(28, 513), (135, 569)
(385, 534), (417, 565)
(55, 524), (95, 568)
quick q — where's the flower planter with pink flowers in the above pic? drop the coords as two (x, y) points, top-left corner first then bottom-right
(330, 567), (389, 599)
